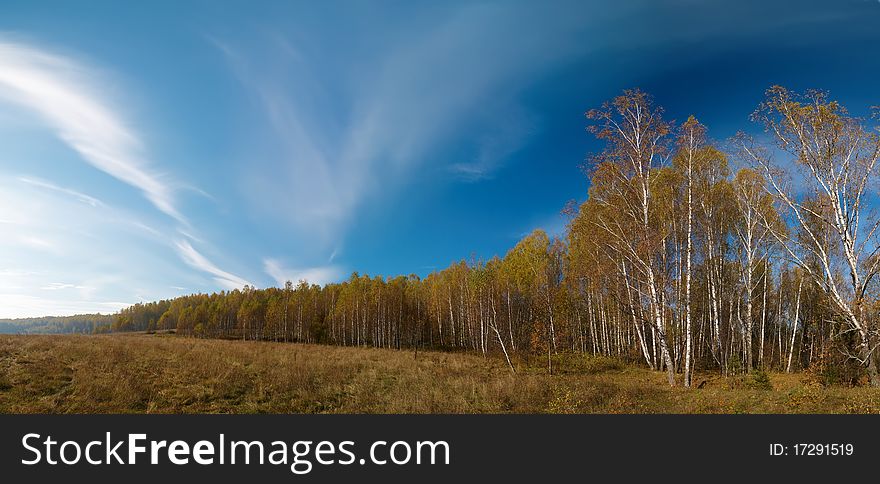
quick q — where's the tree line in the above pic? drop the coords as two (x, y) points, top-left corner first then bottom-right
(0, 314), (114, 334)
(110, 86), (880, 387)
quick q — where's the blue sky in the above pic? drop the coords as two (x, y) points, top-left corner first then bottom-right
(0, 0), (879, 317)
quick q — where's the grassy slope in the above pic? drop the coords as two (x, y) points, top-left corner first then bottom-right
(1, 334), (878, 414)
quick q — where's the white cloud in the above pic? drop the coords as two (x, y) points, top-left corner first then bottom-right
(216, 4), (588, 244)
(41, 282), (86, 290)
(18, 176), (103, 207)
(449, 106), (536, 181)
(174, 239), (252, 290)
(0, 40), (254, 314)
(0, 38), (183, 222)
(0, 174), (212, 318)
(263, 258), (342, 287)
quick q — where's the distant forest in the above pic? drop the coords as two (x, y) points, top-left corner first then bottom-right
(37, 86), (880, 387)
(0, 314), (113, 334)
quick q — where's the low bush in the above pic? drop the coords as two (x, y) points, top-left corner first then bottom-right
(806, 344), (866, 387)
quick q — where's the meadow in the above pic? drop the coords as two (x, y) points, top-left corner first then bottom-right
(0, 333), (878, 414)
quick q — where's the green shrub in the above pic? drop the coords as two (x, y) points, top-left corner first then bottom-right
(748, 369), (773, 391)
(724, 368), (772, 391)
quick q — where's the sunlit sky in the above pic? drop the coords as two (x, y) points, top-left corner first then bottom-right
(1, 0), (879, 318)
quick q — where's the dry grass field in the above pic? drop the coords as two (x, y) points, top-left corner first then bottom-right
(1, 333), (879, 413)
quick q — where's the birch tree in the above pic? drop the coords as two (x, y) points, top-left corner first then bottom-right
(586, 89), (677, 386)
(743, 86), (880, 385)
(674, 116), (705, 386)
(731, 168), (779, 371)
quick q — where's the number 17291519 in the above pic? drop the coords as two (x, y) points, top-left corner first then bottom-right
(770, 443), (854, 456)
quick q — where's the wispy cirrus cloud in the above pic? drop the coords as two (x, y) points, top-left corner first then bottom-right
(263, 258), (342, 287)
(0, 38), (258, 299)
(0, 37), (183, 222)
(18, 176), (103, 207)
(214, 3), (591, 245)
(175, 239), (252, 290)
(449, 105), (536, 181)
(0, 175), (191, 317)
